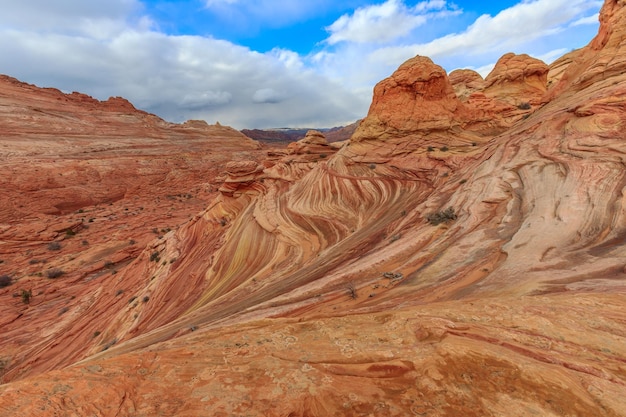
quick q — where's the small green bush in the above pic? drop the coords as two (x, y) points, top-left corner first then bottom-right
(0, 275), (12, 287)
(427, 207), (457, 226)
(46, 268), (65, 279)
(47, 242), (62, 251)
(20, 289), (32, 304)
(347, 282), (357, 299)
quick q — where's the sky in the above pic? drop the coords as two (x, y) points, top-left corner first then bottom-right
(0, 0), (603, 129)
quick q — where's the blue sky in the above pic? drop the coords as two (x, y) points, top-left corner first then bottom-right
(0, 0), (603, 128)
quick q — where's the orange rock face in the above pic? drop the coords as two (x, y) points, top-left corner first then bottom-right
(354, 56), (467, 141)
(449, 68), (485, 101)
(483, 53), (549, 106)
(1, 1), (626, 416)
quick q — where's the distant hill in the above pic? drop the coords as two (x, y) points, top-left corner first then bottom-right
(241, 120), (360, 145)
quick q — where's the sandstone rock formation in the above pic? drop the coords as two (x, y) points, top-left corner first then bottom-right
(449, 68), (485, 101)
(1, 0), (625, 416)
(483, 53), (549, 106)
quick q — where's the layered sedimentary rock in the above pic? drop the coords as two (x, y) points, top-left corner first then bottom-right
(483, 53), (549, 106)
(0, 77), (264, 384)
(1, 1), (625, 416)
(449, 68), (485, 101)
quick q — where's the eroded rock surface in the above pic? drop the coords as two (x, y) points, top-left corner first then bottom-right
(1, 1), (625, 416)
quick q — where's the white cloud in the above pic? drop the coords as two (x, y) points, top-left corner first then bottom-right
(413, 0), (447, 13)
(0, 0), (149, 38)
(0, 22), (365, 128)
(269, 48), (304, 70)
(570, 13), (599, 27)
(535, 48), (569, 64)
(369, 0), (601, 65)
(325, 0), (456, 45)
(179, 91), (233, 109)
(252, 88), (285, 104)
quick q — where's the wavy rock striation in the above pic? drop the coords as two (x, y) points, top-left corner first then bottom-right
(1, 1), (626, 415)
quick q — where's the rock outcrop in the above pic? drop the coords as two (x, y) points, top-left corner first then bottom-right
(449, 68), (485, 101)
(1, 1), (625, 416)
(353, 56), (469, 141)
(483, 53), (549, 106)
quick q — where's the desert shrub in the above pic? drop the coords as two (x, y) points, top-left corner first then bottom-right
(0, 275), (12, 287)
(46, 268), (65, 279)
(427, 146), (434, 152)
(20, 289), (32, 304)
(427, 207), (457, 226)
(440, 146), (449, 152)
(517, 102), (531, 110)
(47, 242), (62, 251)
(101, 338), (118, 352)
(347, 282), (358, 299)
(149, 251), (161, 262)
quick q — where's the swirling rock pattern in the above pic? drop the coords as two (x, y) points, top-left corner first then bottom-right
(1, 1), (626, 415)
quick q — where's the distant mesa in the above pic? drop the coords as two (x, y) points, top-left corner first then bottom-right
(241, 121), (359, 145)
(0, 73), (259, 150)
